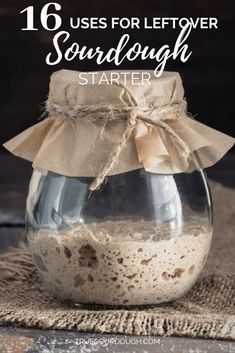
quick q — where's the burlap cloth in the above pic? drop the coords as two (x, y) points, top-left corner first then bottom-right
(0, 180), (234, 340)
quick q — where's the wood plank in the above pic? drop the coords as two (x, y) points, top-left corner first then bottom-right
(0, 327), (234, 353)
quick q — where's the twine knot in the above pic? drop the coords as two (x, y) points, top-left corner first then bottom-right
(46, 99), (190, 191)
(85, 101), (190, 191)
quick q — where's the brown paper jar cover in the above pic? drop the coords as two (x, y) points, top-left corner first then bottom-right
(3, 69), (235, 177)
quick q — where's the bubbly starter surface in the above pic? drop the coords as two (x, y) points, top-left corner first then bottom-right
(28, 220), (212, 305)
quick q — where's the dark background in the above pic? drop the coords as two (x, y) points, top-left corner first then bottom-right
(0, 0), (234, 150)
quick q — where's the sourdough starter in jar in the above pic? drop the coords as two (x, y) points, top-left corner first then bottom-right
(28, 220), (212, 305)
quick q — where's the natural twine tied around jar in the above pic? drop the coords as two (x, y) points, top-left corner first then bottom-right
(46, 100), (190, 191)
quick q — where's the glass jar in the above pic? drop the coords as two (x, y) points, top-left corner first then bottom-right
(26, 153), (212, 306)
(5, 69), (233, 305)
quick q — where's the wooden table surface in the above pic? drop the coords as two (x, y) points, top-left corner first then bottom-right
(0, 153), (235, 353)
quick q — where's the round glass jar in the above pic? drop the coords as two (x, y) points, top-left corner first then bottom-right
(26, 156), (212, 306)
